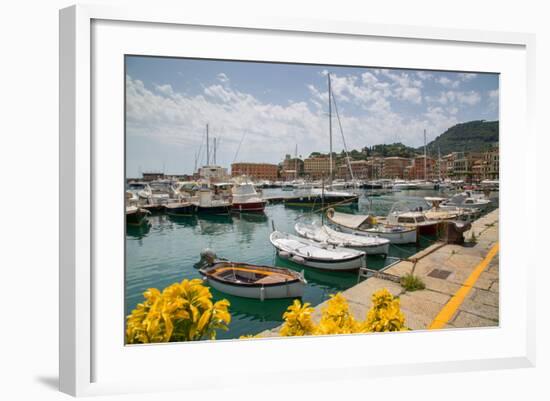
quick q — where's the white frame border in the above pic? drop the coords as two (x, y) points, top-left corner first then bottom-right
(59, 4), (536, 396)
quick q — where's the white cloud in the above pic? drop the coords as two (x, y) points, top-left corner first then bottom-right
(416, 71), (433, 81)
(217, 73), (229, 83)
(154, 83), (174, 96)
(488, 89), (499, 99)
(126, 70), (486, 175)
(426, 90), (481, 106)
(456, 91), (481, 105)
(458, 73), (477, 81)
(437, 76), (460, 88)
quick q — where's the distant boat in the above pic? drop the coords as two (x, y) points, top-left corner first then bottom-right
(326, 208), (417, 244)
(424, 197), (477, 221)
(231, 181), (266, 213)
(441, 191), (491, 210)
(294, 222), (390, 255)
(284, 187), (358, 207)
(165, 201), (197, 216)
(269, 230), (366, 271)
(125, 205), (150, 226)
(194, 185), (231, 215)
(392, 180), (419, 190)
(200, 261), (306, 300)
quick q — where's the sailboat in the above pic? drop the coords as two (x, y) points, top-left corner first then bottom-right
(285, 73), (358, 207)
(414, 129), (439, 190)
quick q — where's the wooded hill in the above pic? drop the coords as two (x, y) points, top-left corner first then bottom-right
(308, 120), (499, 160)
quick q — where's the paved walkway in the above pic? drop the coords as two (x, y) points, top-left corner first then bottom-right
(259, 209), (499, 336)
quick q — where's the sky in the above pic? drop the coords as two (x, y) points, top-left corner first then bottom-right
(125, 56), (499, 177)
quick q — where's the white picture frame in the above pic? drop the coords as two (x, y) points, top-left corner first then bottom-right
(59, 3), (536, 397)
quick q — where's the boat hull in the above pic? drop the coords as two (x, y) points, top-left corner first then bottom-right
(231, 201), (266, 213)
(335, 224), (417, 244)
(276, 250), (366, 271)
(165, 204), (197, 216)
(294, 224), (390, 255)
(284, 195), (358, 207)
(126, 210), (149, 226)
(202, 276), (304, 299)
(197, 205), (231, 215)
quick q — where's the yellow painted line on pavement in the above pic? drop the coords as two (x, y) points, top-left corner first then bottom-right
(429, 243), (499, 330)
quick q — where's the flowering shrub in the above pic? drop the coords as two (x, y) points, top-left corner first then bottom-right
(126, 279), (231, 343)
(364, 289), (406, 332)
(278, 289), (406, 337)
(279, 299), (316, 336)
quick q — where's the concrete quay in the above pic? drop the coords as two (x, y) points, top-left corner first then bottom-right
(260, 208), (499, 336)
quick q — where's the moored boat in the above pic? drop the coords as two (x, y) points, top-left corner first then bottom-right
(378, 202), (440, 235)
(195, 185), (231, 215)
(125, 205), (151, 226)
(294, 222), (390, 255)
(326, 208), (417, 244)
(200, 261), (306, 300)
(284, 188), (358, 207)
(424, 197), (477, 221)
(269, 230), (366, 271)
(231, 181), (266, 213)
(440, 191), (491, 211)
(165, 201), (197, 216)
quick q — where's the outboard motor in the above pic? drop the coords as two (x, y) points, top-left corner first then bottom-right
(194, 248), (218, 269)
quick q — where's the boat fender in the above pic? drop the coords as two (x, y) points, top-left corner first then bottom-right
(260, 286), (265, 302)
(279, 251), (290, 258)
(292, 255), (305, 264)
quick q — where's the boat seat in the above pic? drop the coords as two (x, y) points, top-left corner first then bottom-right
(255, 274), (289, 284)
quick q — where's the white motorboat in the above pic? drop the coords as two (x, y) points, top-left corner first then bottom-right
(269, 231), (366, 271)
(441, 191), (491, 210)
(126, 181), (153, 200)
(200, 261), (306, 300)
(231, 181), (266, 212)
(326, 208), (417, 244)
(294, 222), (390, 255)
(424, 197), (478, 221)
(392, 180), (419, 190)
(378, 202), (440, 235)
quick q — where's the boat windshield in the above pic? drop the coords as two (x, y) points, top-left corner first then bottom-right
(128, 183), (146, 190)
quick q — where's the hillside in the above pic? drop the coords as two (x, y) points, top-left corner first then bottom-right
(307, 120), (499, 160)
(423, 120), (499, 155)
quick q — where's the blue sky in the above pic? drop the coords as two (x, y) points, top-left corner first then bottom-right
(126, 56), (498, 177)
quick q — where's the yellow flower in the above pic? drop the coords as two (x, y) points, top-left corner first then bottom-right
(126, 279), (231, 344)
(274, 288), (407, 338)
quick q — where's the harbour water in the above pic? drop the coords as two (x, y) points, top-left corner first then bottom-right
(125, 188), (498, 339)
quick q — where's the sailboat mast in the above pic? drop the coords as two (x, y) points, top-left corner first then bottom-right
(438, 145), (441, 181)
(295, 144), (298, 180)
(328, 73), (333, 185)
(206, 124), (210, 166)
(423, 129), (427, 181)
(213, 137), (217, 165)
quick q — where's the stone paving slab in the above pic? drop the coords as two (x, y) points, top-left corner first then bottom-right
(451, 310), (499, 328)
